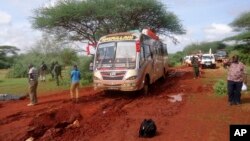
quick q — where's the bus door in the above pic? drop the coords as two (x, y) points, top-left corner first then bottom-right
(156, 41), (164, 78)
(150, 45), (158, 83)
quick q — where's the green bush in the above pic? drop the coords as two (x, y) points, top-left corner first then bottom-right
(6, 62), (28, 78)
(213, 80), (227, 96)
(81, 79), (91, 86)
(168, 52), (184, 67)
(6, 48), (79, 78)
(60, 67), (71, 86)
(78, 56), (93, 83)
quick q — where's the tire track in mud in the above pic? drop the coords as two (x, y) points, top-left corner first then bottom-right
(150, 68), (189, 95)
(53, 96), (139, 141)
(9, 67), (192, 141)
(20, 91), (140, 141)
(87, 69), (190, 141)
(58, 68), (191, 141)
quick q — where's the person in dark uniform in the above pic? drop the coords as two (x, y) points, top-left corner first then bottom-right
(191, 56), (200, 79)
(53, 61), (62, 86)
(50, 61), (55, 79)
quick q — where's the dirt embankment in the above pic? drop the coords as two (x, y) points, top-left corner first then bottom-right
(0, 66), (250, 141)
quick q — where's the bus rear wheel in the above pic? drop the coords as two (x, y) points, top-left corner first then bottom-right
(161, 69), (167, 81)
(141, 77), (149, 95)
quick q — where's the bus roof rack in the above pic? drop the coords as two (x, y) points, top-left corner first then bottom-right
(142, 29), (159, 40)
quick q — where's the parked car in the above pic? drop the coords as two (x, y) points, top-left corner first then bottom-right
(184, 55), (200, 67)
(215, 50), (227, 62)
(184, 56), (192, 66)
(200, 54), (216, 69)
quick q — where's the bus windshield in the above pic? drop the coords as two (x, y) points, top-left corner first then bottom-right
(95, 41), (136, 69)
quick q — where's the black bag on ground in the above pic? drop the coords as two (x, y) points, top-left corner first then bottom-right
(139, 119), (157, 137)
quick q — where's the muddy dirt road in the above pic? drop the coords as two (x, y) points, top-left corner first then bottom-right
(0, 66), (250, 141)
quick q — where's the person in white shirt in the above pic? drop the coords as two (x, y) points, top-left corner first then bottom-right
(27, 64), (38, 106)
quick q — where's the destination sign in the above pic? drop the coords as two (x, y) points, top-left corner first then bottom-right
(100, 35), (136, 42)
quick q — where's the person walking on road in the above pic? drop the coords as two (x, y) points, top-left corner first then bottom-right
(227, 55), (247, 105)
(27, 64), (39, 106)
(70, 65), (81, 102)
(191, 56), (200, 79)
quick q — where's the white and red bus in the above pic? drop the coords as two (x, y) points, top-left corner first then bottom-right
(92, 29), (169, 94)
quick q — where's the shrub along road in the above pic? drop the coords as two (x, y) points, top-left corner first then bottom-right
(0, 66), (249, 141)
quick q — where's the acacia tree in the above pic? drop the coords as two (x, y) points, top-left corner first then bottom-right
(230, 11), (250, 43)
(228, 11), (250, 64)
(231, 11), (250, 31)
(0, 46), (20, 68)
(230, 11), (250, 44)
(32, 0), (185, 46)
(183, 41), (225, 55)
(29, 33), (79, 65)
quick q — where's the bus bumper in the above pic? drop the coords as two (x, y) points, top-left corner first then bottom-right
(93, 80), (142, 91)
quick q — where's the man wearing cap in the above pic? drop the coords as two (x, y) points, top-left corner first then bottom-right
(27, 64), (39, 106)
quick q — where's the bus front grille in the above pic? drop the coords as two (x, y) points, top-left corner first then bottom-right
(102, 76), (123, 80)
(101, 71), (126, 80)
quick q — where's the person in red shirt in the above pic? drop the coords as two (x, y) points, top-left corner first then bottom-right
(227, 55), (247, 105)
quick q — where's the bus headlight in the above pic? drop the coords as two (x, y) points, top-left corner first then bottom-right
(126, 76), (137, 80)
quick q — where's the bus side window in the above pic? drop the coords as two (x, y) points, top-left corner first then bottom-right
(156, 43), (161, 56)
(160, 43), (164, 56)
(144, 44), (151, 59)
(140, 45), (145, 67)
(163, 44), (168, 55)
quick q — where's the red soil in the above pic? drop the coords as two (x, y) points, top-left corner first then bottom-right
(0, 66), (250, 141)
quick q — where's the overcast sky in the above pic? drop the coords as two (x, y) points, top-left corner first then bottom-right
(0, 0), (250, 53)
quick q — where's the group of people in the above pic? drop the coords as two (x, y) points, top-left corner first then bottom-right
(27, 55), (247, 107)
(39, 61), (62, 85)
(27, 62), (81, 106)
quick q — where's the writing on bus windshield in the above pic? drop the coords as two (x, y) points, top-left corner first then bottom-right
(95, 42), (136, 69)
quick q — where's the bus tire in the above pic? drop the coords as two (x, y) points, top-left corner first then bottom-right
(160, 69), (167, 81)
(103, 90), (111, 95)
(142, 76), (149, 95)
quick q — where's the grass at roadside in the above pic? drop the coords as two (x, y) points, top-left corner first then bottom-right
(0, 69), (70, 96)
(201, 66), (227, 85)
(202, 64), (250, 97)
(204, 65), (250, 84)
(247, 66), (250, 84)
